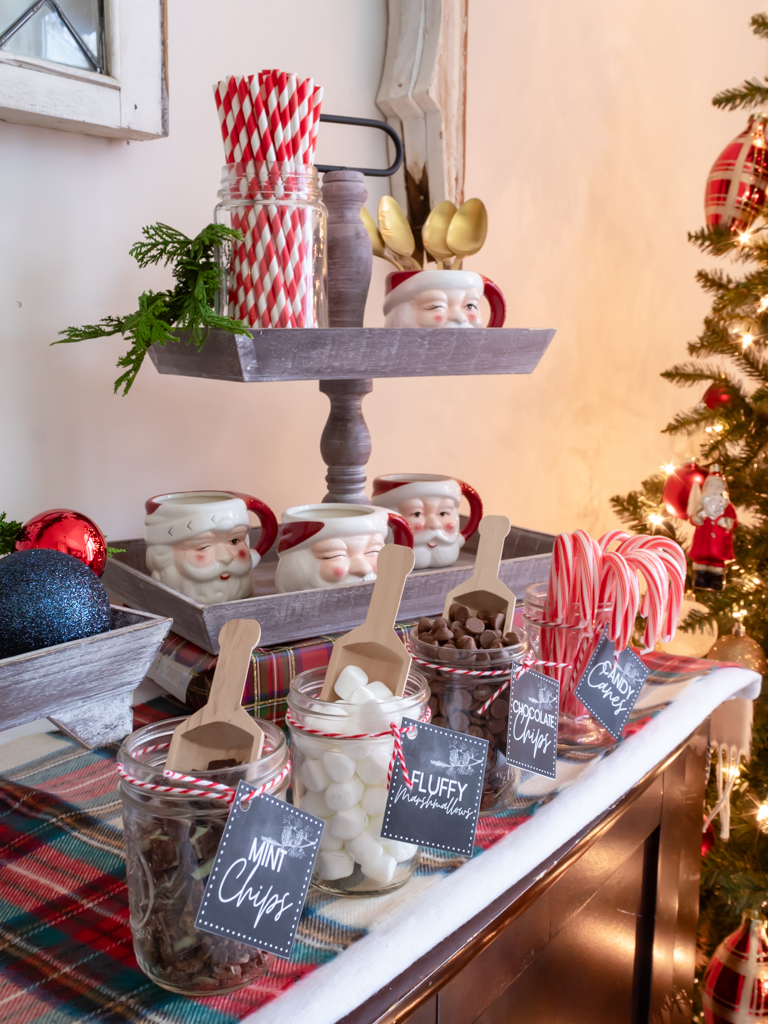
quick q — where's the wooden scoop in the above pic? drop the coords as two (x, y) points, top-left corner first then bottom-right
(443, 515), (516, 635)
(321, 544), (416, 701)
(165, 619), (264, 773)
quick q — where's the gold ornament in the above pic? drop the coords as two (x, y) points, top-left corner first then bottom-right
(707, 622), (767, 674)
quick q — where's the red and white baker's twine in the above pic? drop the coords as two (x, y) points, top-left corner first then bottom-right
(116, 743), (291, 804)
(284, 707), (432, 791)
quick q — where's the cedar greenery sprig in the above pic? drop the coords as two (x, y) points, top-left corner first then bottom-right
(55, 223), (249, 395)
(0, 512), (24, 556)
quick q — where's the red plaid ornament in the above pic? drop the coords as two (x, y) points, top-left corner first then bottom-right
(705, 115), (768, 233)
(703, 912), (768, 1023)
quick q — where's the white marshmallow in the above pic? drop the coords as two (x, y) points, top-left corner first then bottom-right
(317, 850), (355, 880)
(299, 790), (334, 819)
(325, 778), (364, 811)
(322, 751), (356, 783)
(363, 852), (396, 885)
(319, 828), (344, 852)
(366, 681), (395, 700)
(300, 758), (331, 793)
(365, 813), (385, 839)
(361, 784), (389, 816)
(384, 839), (419, 862)
(342, 739), (376, 758)
(348, 686), (377, 705)
(329, 805), (367, 840)
(345, 829), (384, 866)
(334, 665), (368, 701)
(310, 700), (349, 717)
(291, 732), (332, 759)
(355, 747), (391, 785)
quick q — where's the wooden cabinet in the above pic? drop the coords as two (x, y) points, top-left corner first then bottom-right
(340, 724), (708, 1024)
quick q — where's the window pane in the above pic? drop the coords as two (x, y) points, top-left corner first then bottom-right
(0, 0), (104, 73)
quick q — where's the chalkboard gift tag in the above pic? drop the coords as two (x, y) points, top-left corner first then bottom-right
(195, 784), (324, 959)
(574, 632), (649, 740)
(380, 718), (488, 857)
(505, 668), (559, 780)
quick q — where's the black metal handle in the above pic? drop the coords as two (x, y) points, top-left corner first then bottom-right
(315, 114), (403, 177)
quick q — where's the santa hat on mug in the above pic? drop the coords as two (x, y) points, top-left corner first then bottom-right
(277, 505), (389, 554)
(145, 494), (251, 546)
(372, 476), (462, 509)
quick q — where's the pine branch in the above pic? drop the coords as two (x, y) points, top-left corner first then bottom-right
(712, 78), (768, 111)
(56, 223), (248, 395)
(752, 12), (768, 39)
(0, 512), (24, 556)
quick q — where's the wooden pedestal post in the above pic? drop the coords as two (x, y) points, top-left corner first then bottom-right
(320, 169), (374, 504)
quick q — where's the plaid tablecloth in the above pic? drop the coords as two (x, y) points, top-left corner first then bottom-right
(0, 652), (725, 1024)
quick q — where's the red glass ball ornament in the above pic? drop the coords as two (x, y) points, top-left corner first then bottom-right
(703, 913), (768, 1022)
(705, 114), (768, 233)
(15, 509), (108, 576)
(703, 384), (733, 411)
(662, 462), (707, 521)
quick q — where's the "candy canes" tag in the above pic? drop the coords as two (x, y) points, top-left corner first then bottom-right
(574, 633), (649, 740)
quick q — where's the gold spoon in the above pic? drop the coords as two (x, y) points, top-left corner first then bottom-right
(377, 196), (421, 270)
(422, 200), (457, 269)
(360, 206), (405, 270)
(446, 198), (488, 269)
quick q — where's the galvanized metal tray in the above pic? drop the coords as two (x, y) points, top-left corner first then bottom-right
(102, 526), (554, 655)
(0, 606), (172, 748)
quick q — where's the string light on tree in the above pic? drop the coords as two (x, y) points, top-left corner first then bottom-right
(648, 512), (665, 528)
(661, 463), (676, 475)
(739, 231), (752, 245)
(760, 295), (768, 311)
(743, 332), (755, 348)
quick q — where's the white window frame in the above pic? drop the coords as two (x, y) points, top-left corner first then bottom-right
(0, 0), (167, 139)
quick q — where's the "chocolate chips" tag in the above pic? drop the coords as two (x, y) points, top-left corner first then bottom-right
(574, 632), (649, 740)
(195, 784), (324, 959)
(380, 718), (488, 857)
(504, 668), (559, 779)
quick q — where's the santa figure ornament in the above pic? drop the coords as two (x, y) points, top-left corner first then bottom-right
(687, 465), (737, 591)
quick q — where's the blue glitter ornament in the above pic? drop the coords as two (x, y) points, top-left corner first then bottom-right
(0, 549), (112, 659)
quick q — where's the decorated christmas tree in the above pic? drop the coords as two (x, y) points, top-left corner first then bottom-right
(611, 13), (768, 1018)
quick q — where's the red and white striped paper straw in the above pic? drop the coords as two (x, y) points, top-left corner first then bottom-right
(214, 69), (323, 328)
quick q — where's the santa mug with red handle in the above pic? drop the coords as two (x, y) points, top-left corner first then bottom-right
(144, 490), (278, 605)
(383, 270), (506, 329)
(371, 474), (483, 569)
(275, 503), (413, 593)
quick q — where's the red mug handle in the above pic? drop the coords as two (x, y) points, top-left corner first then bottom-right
(457, 480), (483, 542)
(481, 275), (506, 327)
(387, 512), (414, 548)
(231, 492), (279, 557)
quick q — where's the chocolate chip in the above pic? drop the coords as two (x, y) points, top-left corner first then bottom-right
(468, 725), (485, 739)
(465, 617), (484, 635)
(432, 617), (449, 629)
(489, 612), (505, 631)
(418, 617), (433, 632)
(490, 699), (507, 719)
(479, 629), (498, 649)
(448, 710), (470, 731)
(458, 635), (477, 650)
(433, 626), (454, 642)
(503, 631), (521, 646)
(450, 604), (470, 623)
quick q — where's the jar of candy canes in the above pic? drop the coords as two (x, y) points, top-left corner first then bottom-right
(523, 583), (615, 752)
(408, 624), (527, 813)
(217, 162), (328, 328)
(118, 717), (290, 994)
(287, 666), (430, 896)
